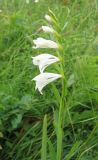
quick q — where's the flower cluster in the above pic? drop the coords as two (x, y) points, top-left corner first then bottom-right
(32, 14), (62, 94)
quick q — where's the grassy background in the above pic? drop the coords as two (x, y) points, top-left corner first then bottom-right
(0, 0), (98, 159)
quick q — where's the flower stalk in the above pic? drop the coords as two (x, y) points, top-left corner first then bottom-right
(32, 9), (67, 160)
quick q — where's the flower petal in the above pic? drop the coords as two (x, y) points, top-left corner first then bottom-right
(41, 26), (54, 33)
(32, 54), (59, 73)
(33, 38), (58, 49)
(33, 72), (62, 94)
(45, 14), (52, 22)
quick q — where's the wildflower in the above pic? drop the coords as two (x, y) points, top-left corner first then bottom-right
(45, 14), (52, 22)
(32, 54), (59, 73)
(41, 26), (54, 33)
(33, 38), (58, 49)
(26, 0), (29, 4)
(34, 0), (39, 2)
(33, 72), (62, 94)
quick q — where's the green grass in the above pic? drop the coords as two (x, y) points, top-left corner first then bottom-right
(0, 0), (98, 159)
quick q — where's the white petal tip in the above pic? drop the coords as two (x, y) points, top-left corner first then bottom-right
(32, 46), (37, 49)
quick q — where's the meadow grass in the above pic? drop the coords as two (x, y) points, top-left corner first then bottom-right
(0, 0), (98, 159)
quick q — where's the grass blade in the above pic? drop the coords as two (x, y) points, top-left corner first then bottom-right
(48, 139), (56, 160)
(41, 115), (47, 160)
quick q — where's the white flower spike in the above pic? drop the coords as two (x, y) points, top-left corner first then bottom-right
(33, 73), (62, 94)
(32, 54), (59, 73)
(33, 38), (58, 49)
(41, 26), (54, 33)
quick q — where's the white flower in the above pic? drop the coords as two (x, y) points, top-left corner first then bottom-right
(45, 14), (52, 22)
(41, 26), (54, 33)
(33, 72), (62, 94)
(32, 54), (59, 73)
(33, 38), (58, 49)
(26, 0), (29, 4)
(34, 0), (39, 2)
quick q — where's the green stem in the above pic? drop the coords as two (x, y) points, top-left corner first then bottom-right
(57, 53), (67, 160)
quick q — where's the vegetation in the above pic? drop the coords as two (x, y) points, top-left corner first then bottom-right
(0, 0), (98, 159)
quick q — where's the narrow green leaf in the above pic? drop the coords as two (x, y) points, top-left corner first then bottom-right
(0, 132), (3, 138)
(48, 139), (56, 160)
(49, 9), (58, 22)
(52, 84), (61, 105)
(65, 141), (81, 160)
(57, 123), (63, 160)
(53, 110), (59, 134)
(41, 115), (47, 160)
